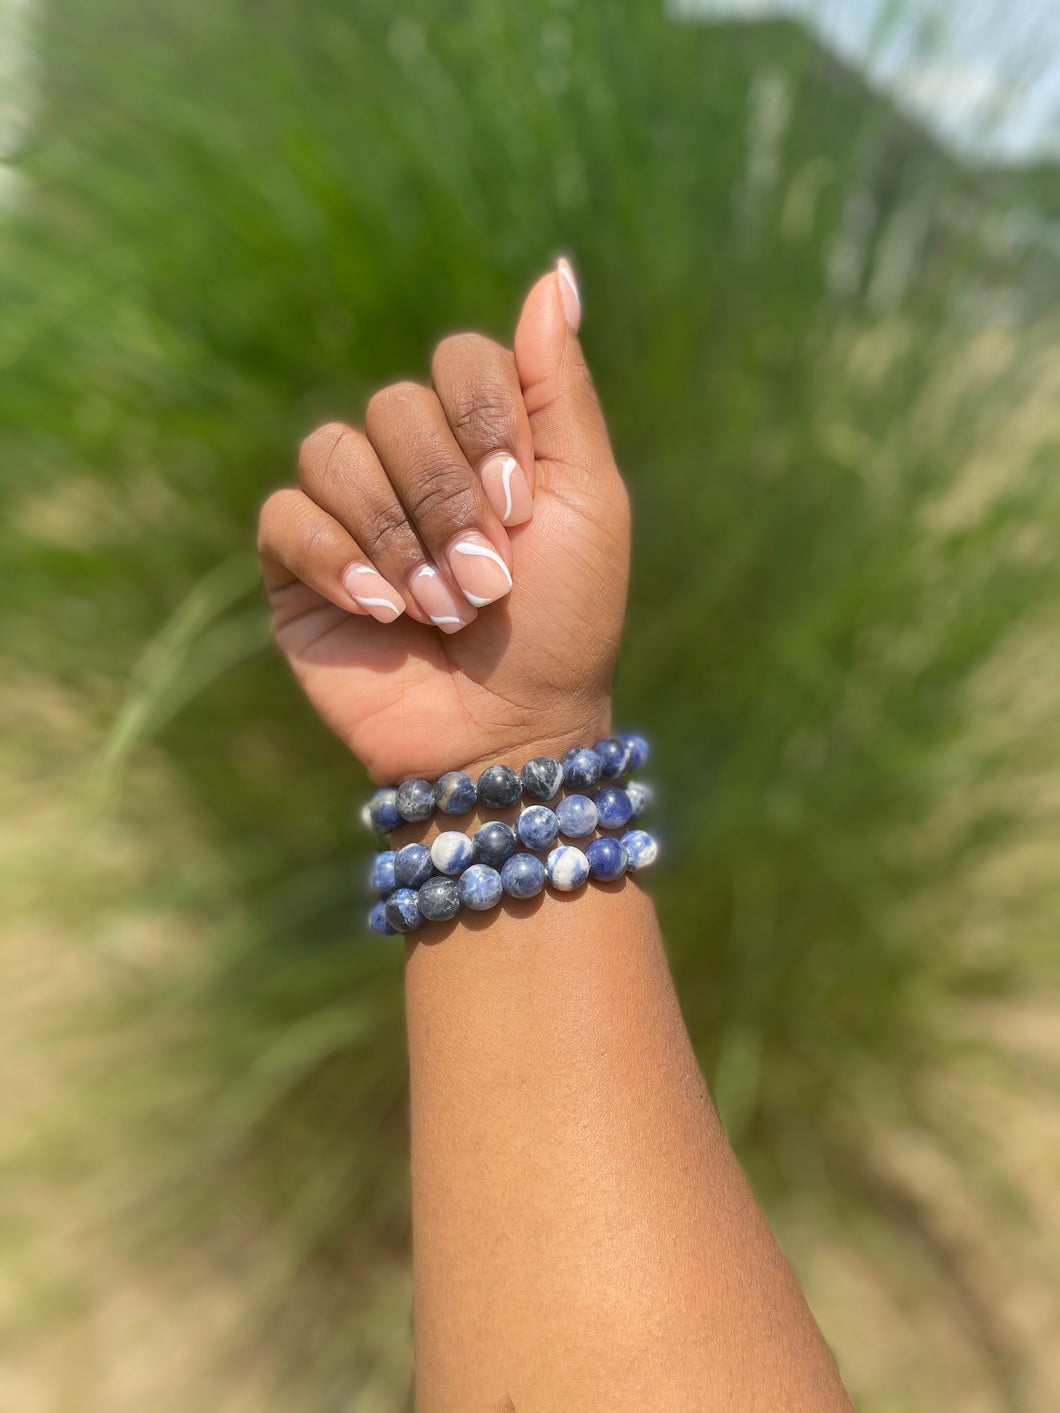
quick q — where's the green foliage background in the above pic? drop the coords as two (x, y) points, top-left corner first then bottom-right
(2, 2), (1058, 1409)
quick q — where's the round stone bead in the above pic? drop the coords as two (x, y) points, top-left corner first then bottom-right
(520, 755), (564, 801)
(369, 850), (397, 896)
(384, 887), (423, 933)
(555, 793), (598, 838)
(472, 820), (518, 869)
(561, 747), (603, 789)
(394, 842), (434, 889)
(594, 736), (633, 779)
(368, 900), (397, 935)
(515, 805), (560, 852)
(477, 763), (523, 808)
(363, 787), (401, 835)
(396, 777), (435, 823)
(620, 733), (650, 771)
(625, 779), (655, 820)
(501, 852), (547, 899)
(417, 875), (462, 923)
(621, 829), (659, 871)
(434, 770), (477, 815)
(430, 830), (474, 876)
(585, 836), (628, 882)
(546, 844), (590, 891)
(593, 784), (633, 830)
(458, 863), (504, 911)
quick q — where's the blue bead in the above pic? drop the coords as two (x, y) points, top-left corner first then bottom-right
(368, 900), (397, 934)
(520, 755), (564, 801)
(370, 850), (397, 895)
(501, 853), (547, 899)
(417, 875), (462, 923)
(476, 764), (522, 808)
(516, 805), (560, 851)
(594, 737), (632, 778)
(396, 777), (435, 823)
(585, 836), (628, 882)
(434, 771), (477, 814)
(561, 747), (602, 789)
(555, 793), (598, 838)
(430, 830), (474, 876)
(394, 842), (434, 889)
(363, 787), (401, 835)
(458, 863), (504, 910)
(384, 887), (423, 932)
(472, 820), (518, 868)
(625, 779), (655, 820)
(546, 844), (590, 891)
(621, 829), (659, 871)
(620, 733), (650, 771)
(593, 785), (633, 830)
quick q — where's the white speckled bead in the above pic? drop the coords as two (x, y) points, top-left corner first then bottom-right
(621, 829), (659, 870)
(546, 844), (590, 892)
(625, 779), (655, 820)
(430, 830), (474, 876)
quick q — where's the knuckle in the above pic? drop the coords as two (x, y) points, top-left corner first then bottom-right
(447, 383), (516, 447)
(359, 497), (416, 559)
(408, 463), (480, 528)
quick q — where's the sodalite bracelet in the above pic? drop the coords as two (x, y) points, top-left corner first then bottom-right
(361, 732), (650, 834)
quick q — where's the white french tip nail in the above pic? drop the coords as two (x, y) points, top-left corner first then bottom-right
(557, 257), (581, 332)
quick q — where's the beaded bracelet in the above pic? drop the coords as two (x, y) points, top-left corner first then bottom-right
(361, 732), (650, 834)
(369, 830), (660, 934)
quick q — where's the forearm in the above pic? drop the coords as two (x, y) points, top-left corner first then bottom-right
(400, 786), (852, 1413)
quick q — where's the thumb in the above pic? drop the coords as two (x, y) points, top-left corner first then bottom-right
(513, 260), (617, 499)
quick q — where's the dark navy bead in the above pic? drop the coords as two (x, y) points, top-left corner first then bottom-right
(363, 787), (401, 835)
(594, 785), (633, 830)
(594, 737), (632, 778)
(368, 900), (397, 935)
(520, 755), (564, 801)
(586, 836), (628, 882)
(417, 875), (462, 923)
(561, 747), (602, 789)
(625, 779), (655, 820)
(394, 842), (434, 889)
(384, 887), (423, 932)
(501, 852), (547, 899)
(546, 844), (590, 891)
(472, 820), (518, 868)
(458, 863), (503, 910)
(555, 793), (598, 838)
(396, 777), (435, 823)
(434, 770), (477, 814)
(370, 850), (397, 896)
(621, 829), (659, 871)
(430, 830), (474, 876)
(515, 805), (560, 851)
(477, 763), (522, 808)
(620, 733), (650, 771)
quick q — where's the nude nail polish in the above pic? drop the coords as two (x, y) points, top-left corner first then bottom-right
(408, 563), (475, 633)
(481, 453), (533, 526)
(340, 562), (405, 623)
(447, 533), (513, 608)
(557, 257), (581, 332)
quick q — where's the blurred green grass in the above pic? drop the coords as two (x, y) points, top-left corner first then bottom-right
(2, 2), (1059, 1410)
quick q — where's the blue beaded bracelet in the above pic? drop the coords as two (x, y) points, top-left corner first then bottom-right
(361, 732), (650, 834)
(369, 829), (659, 934)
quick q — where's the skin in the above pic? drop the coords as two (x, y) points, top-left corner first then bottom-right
(258, 264), (854, 1412)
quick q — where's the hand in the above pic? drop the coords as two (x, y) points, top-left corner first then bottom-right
(257, 263), (631, 785)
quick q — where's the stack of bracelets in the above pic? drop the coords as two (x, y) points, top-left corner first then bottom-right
(361, 732), (659, 934)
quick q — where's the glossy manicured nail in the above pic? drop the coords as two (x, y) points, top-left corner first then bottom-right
(447, 533), (513, 608)
(481, 453), (533, 526)
(557, 257), (580, 332)
(408, 563), (475, 633)
(341, 562), (405, 623)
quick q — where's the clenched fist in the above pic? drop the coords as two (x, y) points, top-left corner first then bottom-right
(257, 263), (631, 784)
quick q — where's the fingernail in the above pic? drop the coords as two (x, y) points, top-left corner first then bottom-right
(408, 563), (476, 634)
(447, 533), (513, 608)
(557, 257), (580, 333)
(341, 562), (405, 623)
(481, 453), (533, 526)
